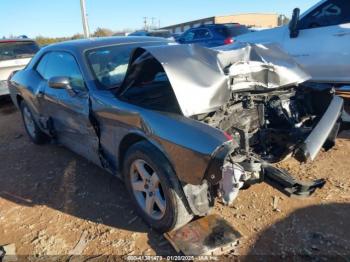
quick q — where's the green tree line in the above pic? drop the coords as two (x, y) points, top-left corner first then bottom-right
(35, 27), (129, 46)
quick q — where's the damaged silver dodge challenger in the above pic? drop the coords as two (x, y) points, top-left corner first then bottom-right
(9, 37), (343, 232)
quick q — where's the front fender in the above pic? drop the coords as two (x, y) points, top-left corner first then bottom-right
(92, 93), (232, 185)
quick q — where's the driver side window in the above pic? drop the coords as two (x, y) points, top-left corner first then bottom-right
(298, 0), (350, 30)
(36, 51), (85, 91)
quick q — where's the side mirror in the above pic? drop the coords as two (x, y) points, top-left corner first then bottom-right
(48, 76), (71, 90)
(289, 8), (300, 38)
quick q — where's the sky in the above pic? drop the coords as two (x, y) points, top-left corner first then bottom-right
(1, 0), (319, 38)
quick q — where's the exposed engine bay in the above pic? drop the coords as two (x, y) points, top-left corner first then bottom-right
(195, 85), (340, 206)
(198, 86), (333, 163)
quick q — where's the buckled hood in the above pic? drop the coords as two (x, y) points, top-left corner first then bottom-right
(120, 43), (311, 117)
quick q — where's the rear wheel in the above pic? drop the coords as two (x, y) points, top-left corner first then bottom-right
(123, 141), (193, 232)
(20, 102), (49, 144)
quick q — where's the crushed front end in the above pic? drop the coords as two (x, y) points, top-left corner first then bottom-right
(201, 85), (343, 205)
(120, 42), (343, 207)
(196, 44), (344, 205)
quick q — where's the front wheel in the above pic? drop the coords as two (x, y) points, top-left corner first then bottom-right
(20, 102), (49, 144)
(123, 141), (193, 232)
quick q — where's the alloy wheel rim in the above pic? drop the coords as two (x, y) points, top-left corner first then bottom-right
(23, 106), (35, 138)
(130, 159), (166, 220)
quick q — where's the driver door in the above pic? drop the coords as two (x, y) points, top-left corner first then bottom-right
(35, 51), (100, 165)
(283, 0), (350, 83)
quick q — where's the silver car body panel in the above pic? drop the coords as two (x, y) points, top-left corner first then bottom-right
(301, 95), (343, 161)
(90, 91), (227, 185)
(0, 58), (32, 96)
(140, 43), (311, 116)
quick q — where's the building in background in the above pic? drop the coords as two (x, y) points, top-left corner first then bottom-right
(162, 13), (285, 33)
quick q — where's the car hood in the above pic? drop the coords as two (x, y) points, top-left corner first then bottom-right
(120, 43), (310, 117)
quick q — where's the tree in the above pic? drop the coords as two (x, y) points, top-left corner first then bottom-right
(92, 27), (114, 37)
(35, 33), (84, 46)
(71, 33), (84, 40)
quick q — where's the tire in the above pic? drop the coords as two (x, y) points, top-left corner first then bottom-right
(20, 102), (49, 144)
(123, 141), (193, 232)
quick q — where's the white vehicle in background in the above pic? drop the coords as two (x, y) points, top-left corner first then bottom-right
(234, 0), (350, 85)
(0, 38), (39, 96)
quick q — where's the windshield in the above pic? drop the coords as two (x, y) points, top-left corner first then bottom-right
(0, 41), (39, 61)
(86, 41), (170, 89)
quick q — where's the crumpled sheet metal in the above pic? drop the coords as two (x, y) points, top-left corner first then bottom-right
(216, 42), (311, 90)
(141, 43), (311, 117)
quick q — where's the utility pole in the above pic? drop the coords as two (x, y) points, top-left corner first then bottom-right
(80, 0), (90, 38)
(151, 17), (156, 29)
(143, 17), (148, 30)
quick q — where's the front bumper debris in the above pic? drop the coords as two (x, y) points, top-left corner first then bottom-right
(295, 95), (343, 162)
(263, 164), (326, 198)
(164, 214), (241, 256)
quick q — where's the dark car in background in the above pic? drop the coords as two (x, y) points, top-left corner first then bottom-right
(177, 23), (249, 47)
(0, 38), (39, 96)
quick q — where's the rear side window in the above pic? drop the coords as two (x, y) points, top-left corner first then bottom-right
(229, 26), (249, 36)
(214, 27), (231, 38)
(36, 53), (50, 78)
(299, 0), (350, 29)
(36, 51), (85, 90)
(215, 26), (249, 37)
(0, 41), (39, 61)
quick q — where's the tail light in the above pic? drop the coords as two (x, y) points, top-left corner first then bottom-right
(224, 37), (234, 45)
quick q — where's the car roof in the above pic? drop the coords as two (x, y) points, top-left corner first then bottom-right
(44, 36), (171, 53)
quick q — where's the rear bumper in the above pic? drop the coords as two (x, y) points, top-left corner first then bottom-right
(0, 80), (9, 96)
(295, 95), (343, 162)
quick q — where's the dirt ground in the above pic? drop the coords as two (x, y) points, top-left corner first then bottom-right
(0, 97), (349, 260)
